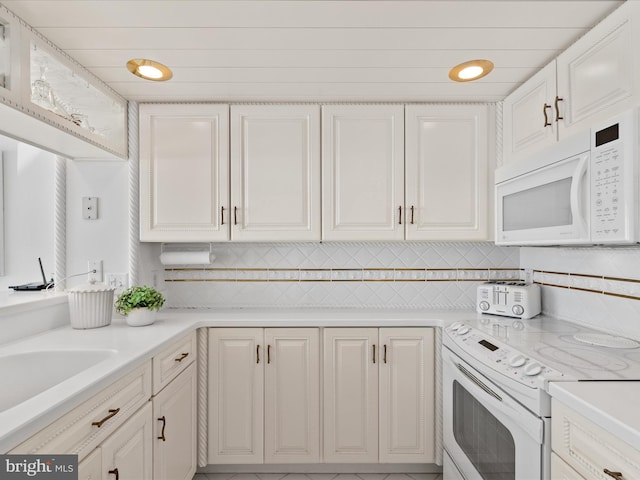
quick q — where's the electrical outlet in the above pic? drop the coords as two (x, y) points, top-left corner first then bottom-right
(88, 260), (103, 283)
(106, 273), (128, 294)
(524, 268), (533, 284)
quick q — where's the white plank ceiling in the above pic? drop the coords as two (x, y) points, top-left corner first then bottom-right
(1, 0), (624, 102)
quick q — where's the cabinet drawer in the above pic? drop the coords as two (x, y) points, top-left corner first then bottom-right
(551, 452), (587, 480)
(11, 361), (152, 461)
(152, 332), (197, 395)
(552, 399), (640, 479)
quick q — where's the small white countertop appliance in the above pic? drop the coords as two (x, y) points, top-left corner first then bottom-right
(476, 281), (541, 319)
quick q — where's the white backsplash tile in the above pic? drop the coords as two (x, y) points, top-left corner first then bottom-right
(143, 242), (520, 309)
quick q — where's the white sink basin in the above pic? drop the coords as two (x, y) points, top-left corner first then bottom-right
(0, 349), (117, 412)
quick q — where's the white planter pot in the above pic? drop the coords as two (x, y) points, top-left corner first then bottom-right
(126, 308), (156, 327)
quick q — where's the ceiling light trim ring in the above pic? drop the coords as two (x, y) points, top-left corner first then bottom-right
(449, 59), (494, 83)
(127, 58), (173, 82)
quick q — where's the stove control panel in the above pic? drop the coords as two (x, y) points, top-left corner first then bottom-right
(445, 322), (563, 387)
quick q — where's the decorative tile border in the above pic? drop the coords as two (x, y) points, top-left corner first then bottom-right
(533, 270), (640, 301)
(164, 267), (522, 283)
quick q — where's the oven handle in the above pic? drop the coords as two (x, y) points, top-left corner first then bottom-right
(456, 363), (502, 402)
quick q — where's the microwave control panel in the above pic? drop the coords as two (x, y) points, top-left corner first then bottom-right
(590, 113), (635, 243)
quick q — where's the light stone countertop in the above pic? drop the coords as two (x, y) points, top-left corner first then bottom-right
(0, 307), (478, 453)
(549, 381), (640, 451)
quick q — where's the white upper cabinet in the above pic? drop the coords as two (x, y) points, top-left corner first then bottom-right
(503, 1), (640, 163)
(556, 0), (640, 137)
(322, 105), (405, 241)
(405, 104), (492, 241)
(230, 105), (321, 241)
(139, 103), (230, 242)
(503, 62), (558, 160)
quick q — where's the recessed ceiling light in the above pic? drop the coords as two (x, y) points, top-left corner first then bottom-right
(449, 60), (494, 82)
(127, 58), (173, 81)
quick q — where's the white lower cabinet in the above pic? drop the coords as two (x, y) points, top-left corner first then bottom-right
(78, 448), (102, 480)
(208, 328), (320, 464)
(101, 403), (153, 480)
(323, 327), (435, 463)
(552, 399), (640, 480)
(152, 362), (197, 480)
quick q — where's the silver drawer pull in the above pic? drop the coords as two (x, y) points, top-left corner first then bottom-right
(174, 352), (189, 362)
(92, 408), (120, 428)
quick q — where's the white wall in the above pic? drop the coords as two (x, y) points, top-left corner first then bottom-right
(0, 139), (55, 290)
(65, 159), (129, 289)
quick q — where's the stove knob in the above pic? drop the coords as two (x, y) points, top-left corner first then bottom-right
(479, 301), (490, 311)
(524, 362), (542, 376)
(457, 326), (470, 335)
(450, 322), (463, 331)
(512, 304), (525, 316)
(509, 354), (526, 368)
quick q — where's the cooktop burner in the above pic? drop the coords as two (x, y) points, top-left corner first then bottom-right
(534, 345), (629, 371)
(573, 333), (640, 349)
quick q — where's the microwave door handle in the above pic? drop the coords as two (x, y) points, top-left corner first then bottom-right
(570, 155), (589, 229)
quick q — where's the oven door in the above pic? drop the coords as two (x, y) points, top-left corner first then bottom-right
(443, 347), (544, 480)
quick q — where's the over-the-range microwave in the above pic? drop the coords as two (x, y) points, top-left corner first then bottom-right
(495, 108), (640, 246)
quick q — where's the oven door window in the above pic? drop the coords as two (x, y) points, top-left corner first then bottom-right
(453, 380), (516, 480)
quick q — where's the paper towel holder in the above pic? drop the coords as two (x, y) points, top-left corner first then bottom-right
(159, 243), (216, 266)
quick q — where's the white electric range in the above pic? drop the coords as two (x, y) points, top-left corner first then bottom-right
(442, 314), (640, 480)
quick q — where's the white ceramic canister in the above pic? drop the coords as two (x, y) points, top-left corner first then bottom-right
(67, 282), (116, 329)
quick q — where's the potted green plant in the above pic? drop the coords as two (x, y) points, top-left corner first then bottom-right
(115, 285), (165, 326)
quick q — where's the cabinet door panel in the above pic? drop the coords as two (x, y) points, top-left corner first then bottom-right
(379, 328), (435, 463)
(558, 1), (637, 137)
(405, 104), (490, 240)
(153, 363), (197, 480)
(208, 328), (264, 464)
(264, 328), (320, 463)
(502, 61), (558, 162)
(78, 448), (101, 480)
(322, 105), (405, 240)
(101, 403), (153, 480)
(140, 104), (229, 242)
(231, 105), (320, 241)
(323, 328), (378, 463)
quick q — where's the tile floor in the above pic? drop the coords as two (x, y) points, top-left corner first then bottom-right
(193, 474), (442, 480)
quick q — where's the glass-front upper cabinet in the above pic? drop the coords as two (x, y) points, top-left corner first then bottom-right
(0, 4), (127, 159)
(25, 35), (127, 158)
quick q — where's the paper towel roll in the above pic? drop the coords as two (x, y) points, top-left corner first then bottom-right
(159, 251), (215, 265)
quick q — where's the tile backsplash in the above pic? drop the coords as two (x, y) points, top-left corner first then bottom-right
(140, 242), (520, 309)
(521, 246), (640, 340)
